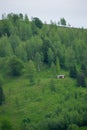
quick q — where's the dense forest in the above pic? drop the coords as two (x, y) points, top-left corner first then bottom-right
(0, 13), (87, 130)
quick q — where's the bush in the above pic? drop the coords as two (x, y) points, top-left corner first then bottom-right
(7, 56), (24, 76)
(39, 117), (67, 130)
(81, 64), (87, 77)
(1, 120), (13, 130)
(67, 124), (79, 130)
(20, 118), (31, 130)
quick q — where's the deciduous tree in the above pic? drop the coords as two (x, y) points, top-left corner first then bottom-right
(7, 56), (24, 76)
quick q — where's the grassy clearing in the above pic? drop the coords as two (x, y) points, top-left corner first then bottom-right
(0, 69), (87, 129)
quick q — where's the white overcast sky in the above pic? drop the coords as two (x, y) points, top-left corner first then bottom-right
(0, 0), (87, 28)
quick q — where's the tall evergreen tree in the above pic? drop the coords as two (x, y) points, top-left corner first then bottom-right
(0, 77), (5, 105)
(59, 18), (66, 26)
(77, 72), (86, 87)
(69, 65), (77, 78)
(81, 64), (87, 76)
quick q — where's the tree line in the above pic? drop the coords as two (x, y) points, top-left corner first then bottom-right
(0, 13), (87, 67)
(0, 13), (87, 77)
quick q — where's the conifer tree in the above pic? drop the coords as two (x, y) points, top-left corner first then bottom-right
(77, 72), (86, 87)
(69, 65), (77, 78)
(81, 64), (87, 76)
(0, 77), (5, 105)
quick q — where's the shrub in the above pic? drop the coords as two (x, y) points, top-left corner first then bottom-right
(7, 56), (24, 76)
(67, 124), (79, 130)
(1, 120), (13, 130)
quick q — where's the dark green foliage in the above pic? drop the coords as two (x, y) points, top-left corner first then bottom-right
(20, 118), (31, 130)
(82, 111), (87, 126)
(68, 124), (79, 130)
(59, 55), (65, 69)
(7, 56), (24, 76)
(32, 17), (43, 29)
(0, 86), (5, 105)
(59, 17), (66, 25)
(77, 72), (86, 87)
(0, 19), (11, 37)
(81, 64), (87, 76)
(0, 76), (5, 105)
(39, 118), (67, 130)
(1, 120), (13, 130)
(69, 65), (77, 78)
(42, 37), (51, 63)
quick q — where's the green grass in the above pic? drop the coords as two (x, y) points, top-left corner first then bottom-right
(0, 69), (87, 129)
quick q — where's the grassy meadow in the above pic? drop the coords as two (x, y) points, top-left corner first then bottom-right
(0, 68), (87, 130)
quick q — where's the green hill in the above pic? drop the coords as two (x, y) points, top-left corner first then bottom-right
(0, 13), (87, 130)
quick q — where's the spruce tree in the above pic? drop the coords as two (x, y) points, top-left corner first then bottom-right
(77, 72), (86, 87)
(81, 64), (87, 76)
(0, 77), (5, 105)
(69, 65), (77, 78)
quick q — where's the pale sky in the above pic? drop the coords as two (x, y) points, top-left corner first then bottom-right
(0, 0), (87, 28)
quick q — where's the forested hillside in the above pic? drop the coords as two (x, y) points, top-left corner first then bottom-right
(0, 13), (87, 130)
